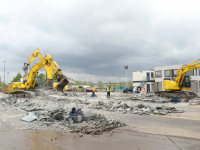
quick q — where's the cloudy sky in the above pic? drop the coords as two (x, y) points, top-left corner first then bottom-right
(0, 0), (200, 84)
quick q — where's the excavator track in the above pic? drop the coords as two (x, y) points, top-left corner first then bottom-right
(33, 90), (50, 97)
(156, 91), (196, 99)
(11, 90), (51, 98)
(11, 91), (35, 98)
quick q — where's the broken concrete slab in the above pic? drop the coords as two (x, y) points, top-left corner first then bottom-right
(21, 112), (37, 122)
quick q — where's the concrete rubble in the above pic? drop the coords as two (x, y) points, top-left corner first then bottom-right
(0, 97), (46, 111)
(91, 100), (184, 115)
(21, 112), (38, 122)
(70, 113), (125, 135)
(35, 107), (125, 135)
(0, 95), (125, 135)
(0, 91), (193, 135)
(113, 93), (188, 103)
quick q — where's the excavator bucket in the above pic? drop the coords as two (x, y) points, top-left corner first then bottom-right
(55, 75), (69, 93)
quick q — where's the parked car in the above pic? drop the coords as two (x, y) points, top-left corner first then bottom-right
(123, 86), (140, 93)
(123, 86), (133, 93)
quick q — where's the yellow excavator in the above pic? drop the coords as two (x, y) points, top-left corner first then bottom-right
(156, 59), (200, 99)
(2, 48), (74, 98)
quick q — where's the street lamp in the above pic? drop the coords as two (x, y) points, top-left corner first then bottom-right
(124, 66), (128, 86)
(0, 61), (7, 86)
(119, 77), (120, 87)
(7, 72), (9, 85)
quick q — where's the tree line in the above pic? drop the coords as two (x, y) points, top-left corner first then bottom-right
(96, 80), (133, 89)
(11, 73), (47, 82)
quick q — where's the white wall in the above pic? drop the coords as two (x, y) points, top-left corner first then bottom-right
(132, 70), (155, 92)
(133, 70), (155, 81)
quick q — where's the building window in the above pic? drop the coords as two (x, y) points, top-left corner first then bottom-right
(173, 69), (178, 76)
(194, 69), (197, 75)
(155, 71), (162, 78)
(151, 72), (154, 78)
(164, 69), (178, 77)
(185, 69), (197, 76)
(165, 70), (173, 77)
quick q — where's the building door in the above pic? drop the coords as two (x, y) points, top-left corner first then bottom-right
(147, 84), (150, 93)
(147, 72), (150, 81)
(157, 82), (159, 92)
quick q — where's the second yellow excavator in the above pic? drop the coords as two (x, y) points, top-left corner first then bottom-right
(156, 59), (200, 99)
(3, 48), (74, 98)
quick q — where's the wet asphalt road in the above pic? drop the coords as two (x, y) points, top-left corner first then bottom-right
(0, 101), (200, 150)
(0, 129), (200, 150)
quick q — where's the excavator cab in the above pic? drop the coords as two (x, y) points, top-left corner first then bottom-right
(33, 76), (54, 90)
(44, 78), (54, 90)
(33, 76), (43, 89)
(181, 76), (191, 88)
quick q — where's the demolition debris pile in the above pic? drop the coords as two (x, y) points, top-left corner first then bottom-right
(0, 96), (125, 135)
(70, 113), (126, 135)
(92, 101), (184, 115)
(0, 97), (46, 111)
(112, 93), (188, 103)
(35, 107), (125, 135)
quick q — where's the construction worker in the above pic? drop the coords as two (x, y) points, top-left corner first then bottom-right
(107, 84), (111, 98)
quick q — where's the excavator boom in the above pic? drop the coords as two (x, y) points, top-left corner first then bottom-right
(175, 59), (200, 87)
(25, 53), (72, 93)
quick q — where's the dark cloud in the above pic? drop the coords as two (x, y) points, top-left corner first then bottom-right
(0, 0), (200, 83)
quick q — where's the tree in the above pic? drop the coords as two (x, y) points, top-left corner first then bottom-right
(82, 81), (87, 85)
(128, 79), (133, 87)
(53, 74), (56, 80)
(119, 81), (127, 87)
(75, 80), (80, 85)
(12, 73), (23, 82)
(1, 81), (7, 86)
(68, 82), (75, 86)
(112, 81), (117, 88)
(107, 81), (112, 86)
(97, 81), (104, 90)
(88, 81), (94, 87)
(38, 73), (45, 82)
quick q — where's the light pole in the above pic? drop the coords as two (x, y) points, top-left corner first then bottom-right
(7, 72), (9, 85)
(1, 61), (7, 86)
(124, 66), (128, 86)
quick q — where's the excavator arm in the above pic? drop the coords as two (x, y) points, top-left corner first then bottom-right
(175, 59), (200, 87)
(25, 54), (50, 89)
(23, 48), (43, 80)
(24, 48), (56, 80)
(24, 53), (70, 93)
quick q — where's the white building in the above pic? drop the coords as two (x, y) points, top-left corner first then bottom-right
(155, 64), (200, 93)
(132, 70), (156, 92)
